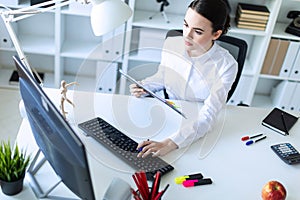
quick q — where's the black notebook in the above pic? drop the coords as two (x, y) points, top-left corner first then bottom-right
(262, 108), (298, 136)
(238, 3), (270, 15)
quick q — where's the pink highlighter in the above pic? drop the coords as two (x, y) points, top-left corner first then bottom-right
(182, 178), (213, 187)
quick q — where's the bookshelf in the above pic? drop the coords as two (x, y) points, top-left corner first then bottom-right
(1, 0), (300, 110)
(120, 0), (300, 109)
(252, 0), (300, 112)
(0, 0), (124, 93)
(235, 3), (270, 31)
(121, 0), (283, 106)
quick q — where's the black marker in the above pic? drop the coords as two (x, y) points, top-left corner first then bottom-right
(281, 112), (289, 135)
(246, 136), (267, 146)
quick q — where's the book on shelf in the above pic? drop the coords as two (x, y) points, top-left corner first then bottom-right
(236, 24), (266, 31)
(236, 9), (270, 21)
(262, 107), (298, 136)
(237, 17), (268, 24)
(236, 20), (267, 28)
(238, 3), (270, 16)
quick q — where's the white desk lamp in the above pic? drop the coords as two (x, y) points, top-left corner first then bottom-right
(0, 0), (132, 84)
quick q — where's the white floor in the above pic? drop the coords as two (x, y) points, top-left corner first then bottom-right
(0, 88), (22, 145)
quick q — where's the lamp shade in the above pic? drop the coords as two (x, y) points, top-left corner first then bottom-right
(90, 0), (132, 36)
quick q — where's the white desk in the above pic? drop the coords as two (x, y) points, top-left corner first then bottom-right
(2, 88), (300, 200)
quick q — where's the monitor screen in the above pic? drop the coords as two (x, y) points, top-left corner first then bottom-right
(13, 55), (95, 200)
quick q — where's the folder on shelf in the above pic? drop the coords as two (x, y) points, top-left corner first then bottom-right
(289, 47), (300, 80)
(288, 84), (300, 112)
(262, 107), (298, 136)
(272, 40), (289, 75)
(101, 24), (125, 61)
(279, 41), (300, 78)
(96, 61), (117, 93)
(270, 80), (297, 110)
(261, 38), (289, 76)
(261, 39), (278, 74)
(227, 75), (252, 105)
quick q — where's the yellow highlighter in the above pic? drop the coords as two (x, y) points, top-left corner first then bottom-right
(166, 100), (179, 108)
(174, 173), (203, 184)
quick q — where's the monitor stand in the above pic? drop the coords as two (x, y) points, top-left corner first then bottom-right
(26, 149), (79, 200)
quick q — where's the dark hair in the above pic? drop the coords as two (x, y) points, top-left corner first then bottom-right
(188, 0), (231, 34)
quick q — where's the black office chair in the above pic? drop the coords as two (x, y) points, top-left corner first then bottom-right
(164, 29), (248, 103)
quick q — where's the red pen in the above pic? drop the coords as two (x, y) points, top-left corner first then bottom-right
(139, 171), (149, 197)
(241, 133), (263, 141)
(132, 173), (147, 200)
(131, 188), (141, 200)
(154, 184), (169, 200)
(150, 171), (161, 200)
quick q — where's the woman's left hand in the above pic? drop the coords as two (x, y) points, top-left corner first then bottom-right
(137, 138), (178, 158)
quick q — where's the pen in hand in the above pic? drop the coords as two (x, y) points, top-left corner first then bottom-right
(137, 139), (150, 152)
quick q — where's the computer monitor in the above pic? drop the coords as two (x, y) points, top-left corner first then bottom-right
(13, 55), (95, 200)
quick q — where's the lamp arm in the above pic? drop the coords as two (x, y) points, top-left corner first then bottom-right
(1, 13), (33, 75)
(2, 0), (74, 22)
(0, 0), (131, 85)
(0, 0), (83, 85)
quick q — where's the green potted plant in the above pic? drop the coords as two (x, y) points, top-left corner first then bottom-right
(0, 140), (30, 196)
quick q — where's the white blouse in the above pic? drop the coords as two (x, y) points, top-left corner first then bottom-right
(142, 36), (238, 148)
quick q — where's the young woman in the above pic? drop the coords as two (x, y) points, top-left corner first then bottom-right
(130, 0), (237, 157)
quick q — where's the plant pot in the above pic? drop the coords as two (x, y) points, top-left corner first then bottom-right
(0, 177), (24, 196)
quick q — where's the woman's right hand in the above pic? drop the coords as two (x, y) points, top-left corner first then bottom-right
(129, 84), (147, 97)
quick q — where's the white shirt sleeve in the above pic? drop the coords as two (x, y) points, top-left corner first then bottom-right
(137, 37), (238, 148)
(170, 50), (238, 148)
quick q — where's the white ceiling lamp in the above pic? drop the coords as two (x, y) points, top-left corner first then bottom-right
(90, 0), (133, 36)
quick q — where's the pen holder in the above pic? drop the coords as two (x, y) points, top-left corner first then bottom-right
(133, 188), (162, 200)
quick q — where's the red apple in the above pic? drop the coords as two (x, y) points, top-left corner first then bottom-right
(261, 180), (287, 200)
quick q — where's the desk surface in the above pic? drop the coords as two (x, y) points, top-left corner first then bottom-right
(2, 88), (300, 200)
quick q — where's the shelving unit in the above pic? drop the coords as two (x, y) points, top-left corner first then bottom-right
(0, 0), (124, 93)
(252, 0), (300, 111)
(121, 0), (284, 106)
(1, 0), (300, 109)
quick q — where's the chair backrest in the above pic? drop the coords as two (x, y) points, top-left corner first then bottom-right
(164, 29), (248, 102)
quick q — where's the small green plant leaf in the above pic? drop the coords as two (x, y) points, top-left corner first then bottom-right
(0, 140), (30, 182)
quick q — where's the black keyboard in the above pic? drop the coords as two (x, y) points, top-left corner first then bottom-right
(78, 117), (174, 180)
